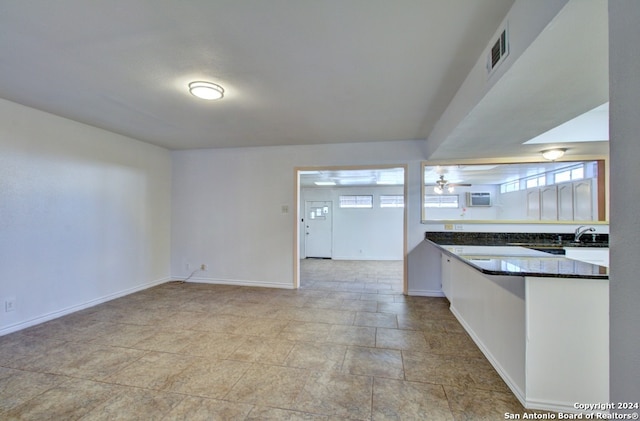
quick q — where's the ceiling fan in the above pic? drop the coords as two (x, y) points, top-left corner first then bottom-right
(429, 175), (471, 194)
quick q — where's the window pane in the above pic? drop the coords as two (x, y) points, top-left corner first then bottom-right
(339, 195), (373, 208)
(380, 195), (404, 208)
(424, 194), (458, 208)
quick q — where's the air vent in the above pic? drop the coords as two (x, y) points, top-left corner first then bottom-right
(487, 24), (509, 76)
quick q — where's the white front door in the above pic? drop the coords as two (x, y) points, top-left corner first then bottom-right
(304, 201), (332, 258)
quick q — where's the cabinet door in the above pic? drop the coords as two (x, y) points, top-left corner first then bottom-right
(573, 180), (593, 221)
(540, 186), (558, 220)
(526, 189), (540, 220)
(557, 182), (574, 221)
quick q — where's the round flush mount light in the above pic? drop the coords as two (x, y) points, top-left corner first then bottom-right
(188, 81), (224, 100)
(541, 148), (567, 161)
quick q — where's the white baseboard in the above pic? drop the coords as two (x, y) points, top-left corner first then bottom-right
(407, 289), (445, 297)
(0, 277), (170, 337)
(183, 276), (294, 290)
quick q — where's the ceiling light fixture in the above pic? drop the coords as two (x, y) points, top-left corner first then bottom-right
(541, 148), (567, 161)
(189, 81), (224, 100)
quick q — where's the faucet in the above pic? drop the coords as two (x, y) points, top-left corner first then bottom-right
(574, 226), (596, 242)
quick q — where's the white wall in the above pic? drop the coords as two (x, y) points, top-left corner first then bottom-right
(171, 140), (425, 288)
(301, 186), (404, 260)
(0, 99), (172, 335)
(609, 0), (640, 406)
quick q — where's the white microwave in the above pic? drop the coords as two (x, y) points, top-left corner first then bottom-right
(466, 192), (492, 207)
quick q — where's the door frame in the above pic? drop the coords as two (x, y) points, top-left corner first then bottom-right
(293, 164), (408, 293)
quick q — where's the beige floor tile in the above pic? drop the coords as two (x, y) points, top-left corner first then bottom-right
(79, 387), (185, 421)
(423, 331), (484, 358)
(444, 385), (525, 420)
(166, 357), (251, 398)
(278, 321), (332, 342)
(0, 367), (64, 412)
(4, 378), (117, 420)
(131, 328), (203, 353)
(342, 346), (404, 379)
(372, 377), (454, 420)
(396, 314), (448, 332)
(376, 327), (428, 350)
(15, 341), (145, 381)
(103, 351), (193, 390)
(87, 322), (157, 348)
(164, 396), (253, 421)
(189, 313), (249, 333)
(228, 336), (296, 364)
(225, 364), (309, 408)
(0, 332), (66, 368)
(177, 331), (248, 358)
(402, 350), (509, 392)
(246, 406), (332, 420)
(342, 299), (379, 312)
(326, 325), (376, 347)
(354, 311), (398, 328)
(293, 371), (373, 420)
(284, 342), (347, 371)
(231, 317), (290, 336)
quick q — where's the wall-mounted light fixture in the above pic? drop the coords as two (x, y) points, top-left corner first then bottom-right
(189, 81), (224, 100)
(541, 148), (566, 161)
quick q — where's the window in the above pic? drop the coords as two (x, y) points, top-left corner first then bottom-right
(554, 165), (584, 184)
(424, 194), (459, 208)
(380, 195), (404, 208)
(500, 180), (520, 193)
(525, 175), (546, 189)
(339, 195), (373, 208)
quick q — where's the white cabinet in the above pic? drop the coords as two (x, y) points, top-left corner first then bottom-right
(526, 189), (540, 220)
(557, 182), (574, 221)
(573, 179), (593, 221)
(526, 276), (609, 408)
(540, 186), (558, 220)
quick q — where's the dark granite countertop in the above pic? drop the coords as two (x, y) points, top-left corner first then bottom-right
(427, 232), (609, 279)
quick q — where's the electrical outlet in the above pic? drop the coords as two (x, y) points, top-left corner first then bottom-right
(201, 264), (208, 271)
(185, 263), (191, 271)
(5, 297), (16, 312)
(444, 224), (454, 230)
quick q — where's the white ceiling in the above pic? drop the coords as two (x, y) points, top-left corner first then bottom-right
(0, 1), (514, 150)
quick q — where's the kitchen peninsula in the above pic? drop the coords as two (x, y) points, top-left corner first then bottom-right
(424, 231), (609, 413)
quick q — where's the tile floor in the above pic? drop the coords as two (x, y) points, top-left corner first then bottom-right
(0, 259), (527, 420)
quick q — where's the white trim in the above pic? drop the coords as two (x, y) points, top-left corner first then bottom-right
(0, 277), (170, 337)
(407, 289), (445, 297)
(185, 277), (294, 290)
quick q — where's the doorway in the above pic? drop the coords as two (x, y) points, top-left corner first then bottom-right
(293, 164), (408, 293)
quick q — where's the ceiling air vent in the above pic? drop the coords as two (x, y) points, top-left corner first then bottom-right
(487, 24), (509, 76)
